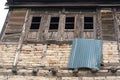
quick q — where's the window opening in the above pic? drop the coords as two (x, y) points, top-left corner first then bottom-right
(49, 17), (59, 30)
(30, 17), (41, 29)
(84, 17), (93, 29)
(65, 17), (74, 29)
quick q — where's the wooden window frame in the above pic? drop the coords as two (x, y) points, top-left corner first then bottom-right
(64, 15), (76, 32)
(49, 16), (60, 32)
(29, 16), (42, 32)
(83, 16), (94, 32)
(82, 14), (96, 39)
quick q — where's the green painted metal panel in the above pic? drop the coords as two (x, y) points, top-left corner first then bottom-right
(68, 39), (103, 70)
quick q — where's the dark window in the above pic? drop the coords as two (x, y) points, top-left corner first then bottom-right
(65, 17), (74, 29)
(30, 17), (41, 29)
(84, 17), (93, 29)
(49, 17), (59, 30)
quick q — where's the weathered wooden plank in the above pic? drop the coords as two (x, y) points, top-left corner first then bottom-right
(102, 36), (115, 41)
(57, 15), (65, 41)
(96, 9), (102, 39)
(6, 25), (22, 29)
(102, 24), (114, 29)
(102, 29), (115, 35)
(24, 15), (33, 41)
(74, 15), (80, 38)
(5, 29), (22, 33)
(9, 18), (25, 22)
(63, 31), (74, 40)
(13, 10), (29, 67)
(38, 15), (48, 41)
(44, 15), (53, 40)
(101, 9), (115, 41)
(2, 38), (19, 42)
(83, 32), (94, 39)
(27, 32), (38, 39)
(8, 2), (120, 7)
(47, 31), (58, 40)
(8, 21), (24, 25)
(4, 33), (21, 37)
(93, 15), (96, 39)
(80, 15), (84, 38)
(9, 16), (25, 19)
(2, 9), (27, 42)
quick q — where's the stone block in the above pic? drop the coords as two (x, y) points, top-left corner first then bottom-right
(47, 60), (56, 64)
(94, 77), (106, 80)
(106, 76), (118, 80)
(0, 76), (4, 80)
(62, 77), (73, 80)
(82, 77), (95, 80)
(34, 46), (43, 51)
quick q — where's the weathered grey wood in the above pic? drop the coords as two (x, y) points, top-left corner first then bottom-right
(38, 15), (48, 41)
(44, 15), (51, 40)
(0, 11), (11, 41)
(7, 2), (120, 7)
(13, 9), (29, 67)
(24, 12), (33, 41)
(74, 15), (81, 38)
(0, 42), (18, 45)
(63, 31), (74, 41)
(93, 15), (96, 39)
(27, 32), (38, 40)
(57, 14), (65, 41)
(1, 9), (27, 42)
(5, 29), (22, 33)
(40, 44), (47, 66)
(80, 15), (84, 38)
(47, 31), (58, 40)
(2, 38), (19, 42)
(83, 32), (94, 39)
(113, 8), (120, 60)
(82, 14), (95, 39)
(101, 9), (116, 41)
(63, 15), (76, 41)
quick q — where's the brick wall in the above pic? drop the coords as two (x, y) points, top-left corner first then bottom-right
(0, 41), (120, 80)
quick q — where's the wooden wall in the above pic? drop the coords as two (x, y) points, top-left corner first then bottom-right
(1, 9), (27, 42)
(1, 8), (120, 43)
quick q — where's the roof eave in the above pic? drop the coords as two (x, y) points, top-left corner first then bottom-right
(6, 2), (120, 8)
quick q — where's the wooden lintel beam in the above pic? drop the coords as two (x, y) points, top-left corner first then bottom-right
(7, 3), (120, 7)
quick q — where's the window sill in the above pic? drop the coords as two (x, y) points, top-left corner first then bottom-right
(84, 29), (94, 32)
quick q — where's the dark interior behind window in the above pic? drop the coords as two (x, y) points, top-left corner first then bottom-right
(84, 17), (93, 29)
(30, 17), (41, 29)
(65, 17), (74, 29)
(49, 17), (59, 30)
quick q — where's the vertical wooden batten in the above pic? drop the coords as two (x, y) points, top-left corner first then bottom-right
(113, 8), (120, 57)
(13, 9), (29, 67)
(96, 8), (102, 40)
(75, 14), (82, 38)
(93, 15), (97, 39)
(44, 15), (51, 41)
(58, 14), (65, 41)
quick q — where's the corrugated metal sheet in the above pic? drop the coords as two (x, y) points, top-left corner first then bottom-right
(68, 39), (102, 70)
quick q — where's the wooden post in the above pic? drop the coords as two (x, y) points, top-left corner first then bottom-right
(13, 10), (29, 67)
(41, 44), (47, 66)
(113, 8), (120, 58)
(96, 8), (102, 40)
(58, 14), (65, 41)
